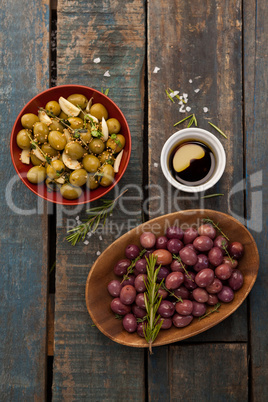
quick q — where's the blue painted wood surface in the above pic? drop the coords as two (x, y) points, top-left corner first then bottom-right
(0, 0), (50, 399)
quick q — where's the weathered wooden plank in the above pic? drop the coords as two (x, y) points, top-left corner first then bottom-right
(147, 0), (246, 399)
(53, 0), (146, 399)
(244, 0), (268, 399)
(0, 0), (50, 399)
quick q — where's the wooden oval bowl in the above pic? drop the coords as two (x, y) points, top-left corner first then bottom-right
(85, 209), (259, 347)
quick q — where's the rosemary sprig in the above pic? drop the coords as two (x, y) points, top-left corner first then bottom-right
(168, 88), (186, 104)
(101, 87), (110, 96)
(143, 255), (163, 354)
(202, 218), (229, 241)
(198, 303), (221, 320)
(187, 115), (194, 128)
(221, 243), (235, 263)
(121, 249), (147, 283)
(208, 122), (227, 139)
(161, 283), (183, 303)
(201, 193), (224, 199)
(193, 114), (198, 126)
(173, 114), (193, 127)
(25, 131), (52, 164)
(66, 189), (128, 246)
(172, 254), (194, 281)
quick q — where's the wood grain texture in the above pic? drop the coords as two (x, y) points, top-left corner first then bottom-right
(0, 0), (50, 399)
(53, 0), (146, 399)
(147, 0), (245, 341)
(244, 0), (268, 399)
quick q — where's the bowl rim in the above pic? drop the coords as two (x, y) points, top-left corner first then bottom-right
(160, 127), (226, 193)
(10, 84), (131, 205)
(85, 209), (259, 348)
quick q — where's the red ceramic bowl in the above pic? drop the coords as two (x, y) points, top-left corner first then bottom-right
(10, 85), (131, 205)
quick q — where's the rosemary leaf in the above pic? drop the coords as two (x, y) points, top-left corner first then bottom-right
(201, 193), (224, 199)
(168, 88), (186, 104)
(174, 114), (193, 127)
(172, 254), (194, 281)
(202, 217), (230, 241)
(165, 89), (175, 103)
(208, 122), (227, 139)
(187, 116), (194, 128)
(199, 303), (221, 320)
(121, 249), (147, 283)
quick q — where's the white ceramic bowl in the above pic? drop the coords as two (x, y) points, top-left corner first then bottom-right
(160, 128), (226, 193)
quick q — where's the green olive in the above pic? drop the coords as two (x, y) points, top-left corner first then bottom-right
(106, 134), (125, 153)
(98, 150), (115, 165)
(86, 174), (99, 190)
(80, 129), (92, 143)
(65, 142), (85, 160)
(49, 119), (64, 133)
(106, 118), (121, 134)
(69, 169), (88, 187)
(48, 130), (67, 150)
(60, 183), (82, 200)
(90, 103), (108, 121)
(59, 111), (68, 120)
(16, 129), (31, 149)
(33, 122), (49, 143)
(88, 138), (105, 154)
(41, 143), (58, 157)
(30, 153), (44, 166)
(46, 178), (61, 192)
(99, 164), (115, 187)
(21, 113), (39, 129)
(45, 100), (61, 116)
(46, 159), (65, 179)
(79, 110), (86, 120)
(82, 154), (101, 173)
(68, 117), (84, 130)
(67, 94), (88, 109)
(27, 166), (46, 184)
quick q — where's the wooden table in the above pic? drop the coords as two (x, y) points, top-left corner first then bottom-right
(1, 0), (267, 400)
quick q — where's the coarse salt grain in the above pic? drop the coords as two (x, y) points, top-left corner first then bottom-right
(75, 216), (80, 221)
(153, 67), (160, 73)
(77, 220), (82, 225)
(186, 106), (191, 112)
(84, 240), (89, 245)
(194, 88), (200, 93)
(93, 57), (101, 63)
(170, 90), (179, 98)
(104, 70), (110, 77)
(189, 79), (193, 83)
(87, 232), (92, 237)
(203, 107), (209, 113)
(154, 162), (159, 167)
(99, 235), (103, 241)
(179, 105), (186, 113)
(96, 251), (101, 256)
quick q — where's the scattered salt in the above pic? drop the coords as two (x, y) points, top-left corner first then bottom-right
(99, 235), (103, 241)
(189, 79), (193, 83)
(183, 93), (188, 99)
(93, 57), (101, 64)
(195, 76), (201, 79)
(96, 251), (101, 256)
(203, 107), (209, 113)
(170, 90), (179, 98)
(153, 67), (160, 73)
(76, 220), (82, 225)
(154, 162), (159, 168)
(87, 232), (92, 238)
(179, 105), (186, 113)
(194, 88), (200, 93)
(75, 216), (80, 221)
(186, 106), (191, 112)
(178, 100), (183, 105)
(104, 70), (110, 77)
(84, 240), (89, 245)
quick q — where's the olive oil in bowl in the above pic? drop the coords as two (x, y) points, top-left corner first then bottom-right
(169, 141), (215, 186)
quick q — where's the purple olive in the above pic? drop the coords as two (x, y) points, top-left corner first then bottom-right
(140, 232), (156, 249)
(215, 264), (232, 280)
(195, 268), (214, 287)
(214, 235), (229, 252)
(134, 274), (147, 292)
(206, 277), (223, 294)
(207, 294), (219, 306)
(167, 238), (184, 254)
(183, 227), (198, 244)
(166, 226), (184, 240)
(165, 271), (184, 290)
(173, 313), (193, 328)
(184, 271), (197, 290)
(158, 287), (169, 299)
(193, 254), (209, 272)
(135, 292), (146, 308)
(193, 235), (214, 252)
(107, 280), (122, 297)
(222, 256), (238, 269)
(170, 259), (185, 273)
(135, 258), (147, 274)
(159, 317), (173, 329)
(156, 266), (170, 282)
(145, 249), (155, 258)
(192, 301), (206, 317)
(228, 242), (244, 259)
(132, 304), (147, 318)
(198, 223), (216, 239)
(208, 247), (224, 267)
(155, 236), (168, 249)
(179, 247), (198, 266)
(174, 286), (190, 299)
(125, 244), (140, 260)
(184, 244), (195, 251)
(110, 298), (131, 315)
(217, 286), (234, 303)
(137, 322), (146, 337)
(175, 299), (193, 315)
(228, 269), (244, 290)
(120, 285), (136, 305)
(157, 300), (175, 318)
(121, 274), (135, 287)
(123, 313), (137, 333)
(114, 259), (131, 276)
(192, 288), (209, 303)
